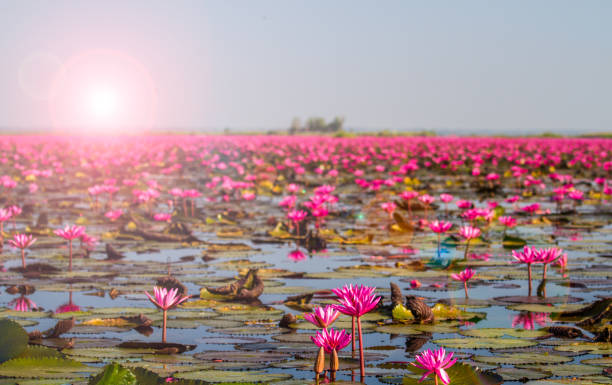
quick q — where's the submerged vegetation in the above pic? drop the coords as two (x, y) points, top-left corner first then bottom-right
(0, 135), (609, 384)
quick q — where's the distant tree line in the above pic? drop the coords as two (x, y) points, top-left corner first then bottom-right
(289, 116), (345, 134)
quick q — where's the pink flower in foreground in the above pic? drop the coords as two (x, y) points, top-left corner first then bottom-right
(145, 286), (189, 311)
(411, 347), (457, 385)
(304, 305), (340, 329)
(332, 285), (380, 317)
(311, 328), (351, 354)
(439, 193), (453, 203)
(332, 284), (380, 379)
(145, 286), (190, 343)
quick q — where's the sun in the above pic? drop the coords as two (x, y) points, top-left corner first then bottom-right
(88, 85), (119, 119)
(50, 50), (157, 134)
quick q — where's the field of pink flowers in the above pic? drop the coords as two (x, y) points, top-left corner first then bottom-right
(0, 135), (610, 385)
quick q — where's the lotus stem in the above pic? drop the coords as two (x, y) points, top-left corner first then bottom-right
(21, 249), (26, 269)
(351, 316), (356, 352)
(357, 316), (365, 381)
(463, 239), (471, 260)
(68, 240), (73, 272)
(527, 263), (532, 297)
(162, 309), (167, 343)
(464, 281), (469, 299)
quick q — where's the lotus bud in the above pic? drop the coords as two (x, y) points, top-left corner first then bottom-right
(314, 346), (325, 374)
(330, 348), (339, 381)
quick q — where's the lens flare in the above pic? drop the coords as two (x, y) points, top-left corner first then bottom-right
(50, 49), (157, 134)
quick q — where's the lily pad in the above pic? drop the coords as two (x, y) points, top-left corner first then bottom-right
(433, 337), (536, 349)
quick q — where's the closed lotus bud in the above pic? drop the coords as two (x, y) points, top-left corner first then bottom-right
(314, 346), (325, 374)
(330, 348), (339, 372)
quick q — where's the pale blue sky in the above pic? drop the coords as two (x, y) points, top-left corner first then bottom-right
(0, 1), (610, 133)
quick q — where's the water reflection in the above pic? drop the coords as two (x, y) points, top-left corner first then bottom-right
(512, 312), (549, 330)
(10, 295), (37, 311)
(56, 290), (81, 313)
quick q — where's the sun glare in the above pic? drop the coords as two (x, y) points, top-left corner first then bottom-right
(89, 86), (119, 119)
(50, 50), (157, 134)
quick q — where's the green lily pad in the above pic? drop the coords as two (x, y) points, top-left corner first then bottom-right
(460, 328), (548, 338)
(175, 369), (292, 383)
(472, 352), (571, 365)
(554, 342), (612, 354)
(433, 337), (537, 349)
(0, 357), (91, 379)
(0, 320), (28, 363)
(403, 362), (503, 385)
(519, 363), (603, 377)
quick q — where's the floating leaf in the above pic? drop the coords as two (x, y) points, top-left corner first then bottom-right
(0, 320), (28, 363)
(460, 328), (548, 338)
(0, 357), (90, 379)
(433, 337), (536, 349)
(472, 352), (571, 365)
(87, 363), (137, 385)
(175, 369), (292, 383)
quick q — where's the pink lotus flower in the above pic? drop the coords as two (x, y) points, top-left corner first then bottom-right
(439, 194), (453, 203)
(459, 226), (481, 240)
(145, 286), (189, 343)
(455, 200), (472, 209)
(459, 226), (481, 260)
(154, 213), (172, 222)
(451, 268), (475, 299)
(311, 327), (351, 354)
(521, 203), (540, 214)
(54, 225), (86, 272)
(8, 233), (37, 269)
(411, 347), (457, 385)
(380, 201), (396, 219)
(105, 209), (123, 221)
(0, 208), (12, 246)
(410, 279), (421, 289)
(287, 184), (300, 193)
(304, 305), (340, 329)
(499, 216), (517, 228)
(287, 210), (307, 222)
(332, 284), (380, 379)
(242, 191), (256, 200)
(430, 220), (452, 234)
(512, 246), (539, 296)
(469, 252), (491, 261)
(278, 195), (296, 209)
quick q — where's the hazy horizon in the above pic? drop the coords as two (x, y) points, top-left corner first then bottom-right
(1, 1), (610, 134)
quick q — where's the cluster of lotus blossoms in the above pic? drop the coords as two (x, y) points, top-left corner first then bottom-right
(305, 284), (379, 382)
(512, 246), (567, 296)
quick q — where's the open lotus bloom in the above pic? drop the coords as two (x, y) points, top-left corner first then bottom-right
(411, 347), (457, 385)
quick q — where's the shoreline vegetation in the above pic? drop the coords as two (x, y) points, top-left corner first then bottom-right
(0, 129), (609, 138)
